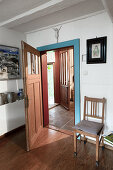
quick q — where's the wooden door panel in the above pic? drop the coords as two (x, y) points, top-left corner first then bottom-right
(54, 51), (60, 103)
(34, 82), (42, 131)
(22, 41), (43, 151)
(59, 49), (70, 110)
(27, 83), (35, 141)
(60, 86), (68, 105)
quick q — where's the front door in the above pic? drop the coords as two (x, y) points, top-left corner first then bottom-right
(22, 41), (43, 151)
(59, 49), (70, 110)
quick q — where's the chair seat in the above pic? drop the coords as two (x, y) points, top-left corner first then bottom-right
(73, 120), (104, 135)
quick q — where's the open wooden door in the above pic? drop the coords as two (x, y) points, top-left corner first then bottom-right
(53, 51), (60, 103)
(22, 41), (43, 151)
(59, 49), (70, 110)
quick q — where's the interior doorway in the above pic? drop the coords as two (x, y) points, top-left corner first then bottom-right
(22, 39), (80, 152)
(47, 47), (75, 132)
(47, 51), (59, 109)
(38, 39), (80, 128)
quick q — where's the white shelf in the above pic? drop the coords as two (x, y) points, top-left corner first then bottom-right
(0, 99), (24, 107)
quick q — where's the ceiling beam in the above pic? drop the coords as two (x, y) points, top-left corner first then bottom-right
(0, 0), (63, 27)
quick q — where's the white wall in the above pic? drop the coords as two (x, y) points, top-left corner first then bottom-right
(26, 12), (113, 133)
(0, 27), (26, 136)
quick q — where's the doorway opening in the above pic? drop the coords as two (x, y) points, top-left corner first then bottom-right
(22, 39), (80, 151)
(46, 47), (75, 132)
(47, 64), (54, 107)
(47, 51), (59, 109)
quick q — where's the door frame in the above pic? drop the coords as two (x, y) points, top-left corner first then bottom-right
(37, 39), (80, 125)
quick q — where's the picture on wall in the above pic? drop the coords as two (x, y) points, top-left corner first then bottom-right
(87, 36), (107, 64)
(0, 45), (20, 80)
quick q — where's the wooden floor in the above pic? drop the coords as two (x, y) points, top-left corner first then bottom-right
(0, 127), (113, 170)
(49, 103), (74, 131)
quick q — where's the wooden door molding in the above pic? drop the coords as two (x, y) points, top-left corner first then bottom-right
(22, 41), (43, 151)
(41, 53), (49, 126)
(37, 39), (80, 126)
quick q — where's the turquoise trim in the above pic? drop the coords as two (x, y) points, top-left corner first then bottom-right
(37, 39), (80, 125)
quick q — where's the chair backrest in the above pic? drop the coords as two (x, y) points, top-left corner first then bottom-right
(83, 96), (106, 124)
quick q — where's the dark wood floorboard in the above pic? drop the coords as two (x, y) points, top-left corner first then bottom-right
(0, 128), (113, 170)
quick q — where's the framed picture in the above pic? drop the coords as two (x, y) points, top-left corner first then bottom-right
(87, 36), (107, 64)
(0, 45), (20, 80)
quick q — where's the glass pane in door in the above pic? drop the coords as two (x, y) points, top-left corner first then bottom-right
(32, 54), (35, 74)
(35, 55), (39, 74)
(27, 52), (31, 75)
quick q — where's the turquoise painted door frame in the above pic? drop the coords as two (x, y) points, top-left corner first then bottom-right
(37, 39), (80, 125)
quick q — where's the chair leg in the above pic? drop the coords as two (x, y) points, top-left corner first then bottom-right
(102, 131), (104, 150)
(96, 136), (99, 166)
(74, 132), (77, 156)
(80, 134), (81, 141)
(84, 135), (87, 144)
(102, 136), (105, 150)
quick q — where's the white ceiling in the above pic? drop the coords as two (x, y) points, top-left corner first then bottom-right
(0, 0), (113, 33)
(0, 0), (86, 25)
(0, 0), (50, 22)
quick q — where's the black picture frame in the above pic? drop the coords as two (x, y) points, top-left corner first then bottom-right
(87, 36), (107, 64)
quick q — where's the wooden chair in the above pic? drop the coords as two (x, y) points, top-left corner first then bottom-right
(73, 96), (106, 166)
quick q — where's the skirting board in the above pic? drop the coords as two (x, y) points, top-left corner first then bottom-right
(0, 125), (25, 139)
(81, 136), (113, 151)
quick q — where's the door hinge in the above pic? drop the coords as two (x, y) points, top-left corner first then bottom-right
(25, 95), (29, 108)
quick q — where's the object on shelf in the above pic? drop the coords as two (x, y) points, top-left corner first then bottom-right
(7, 92), (13, 103)
(0, 93), (4, 105)
(0, 93), (8, 105)
(3, 93), (8, 104)
(18, 89), (24, 100)
(0, 91), (24, 106)
(13, 93), (18, 102)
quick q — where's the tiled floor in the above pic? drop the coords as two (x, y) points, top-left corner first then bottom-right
(49, 102), (75, 131)
(49, 103), (59, 109)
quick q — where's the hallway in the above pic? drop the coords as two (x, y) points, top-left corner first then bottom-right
(49, 102), (75, 131)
